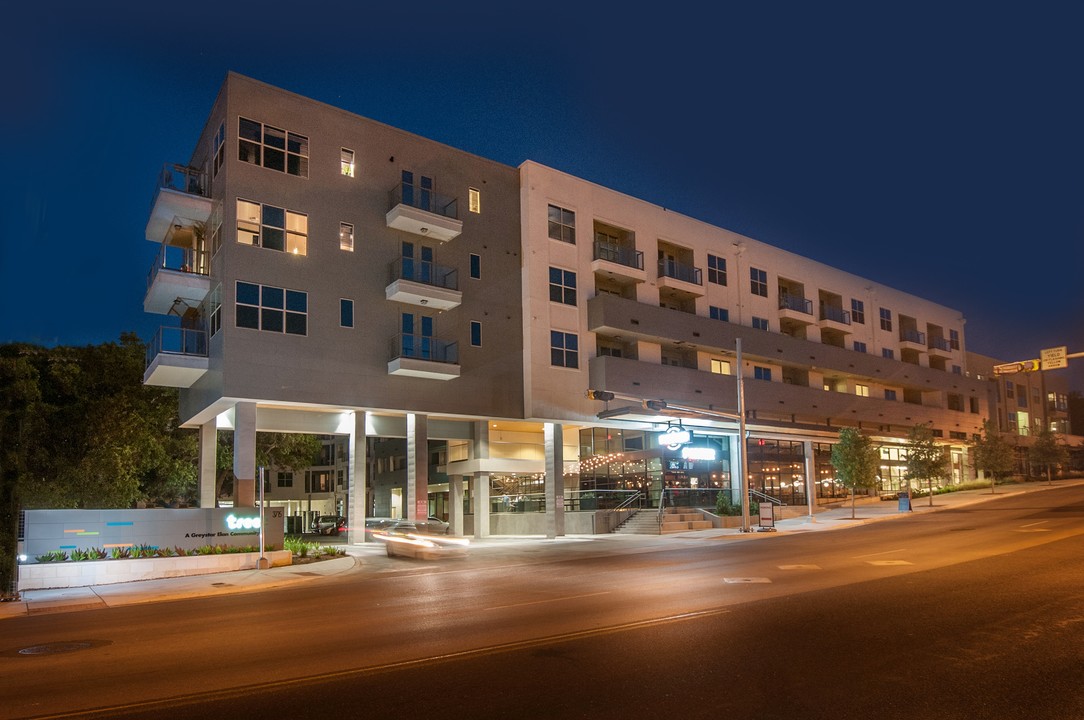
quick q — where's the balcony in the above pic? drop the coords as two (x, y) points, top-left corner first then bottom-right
(385, 181), (462, 242)
(144, 221), (211, 315)
(146, 164), (212, 244)
(778, 294), (814, 325)
(656, 259), (703, 297)
(818, 304), (852, 334)
(144, 326), (208, 388)
(388, 333), (460, 380)
(385, 257), (462, 311)
(591, 240), (646, 285)
(899, 329), (927, 352)
(927, 336), (953, 358)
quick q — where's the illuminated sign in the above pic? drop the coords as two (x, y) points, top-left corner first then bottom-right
(226, 514), (261, 531)
(681, 446), (717, 461)
(663, 426), (692, 450)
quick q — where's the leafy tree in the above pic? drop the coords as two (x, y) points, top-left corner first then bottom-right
(1029, 427), (1068, 486)
(214, 432), (322, 503)
(904, 423), (951, 507)
(831, 427), (880, 518)
(970, 419), (1015, 493)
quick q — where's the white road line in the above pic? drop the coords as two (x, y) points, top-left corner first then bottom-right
(778, 564), (821, 570)
(853, 548), (907, 558)
(1020, 520), (1050, 528)
(487, 591), (611, 610)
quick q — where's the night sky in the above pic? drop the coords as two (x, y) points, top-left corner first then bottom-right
(2, 3), (1082, 391)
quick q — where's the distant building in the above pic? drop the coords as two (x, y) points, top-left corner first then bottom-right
(144, 72), (1023, 538)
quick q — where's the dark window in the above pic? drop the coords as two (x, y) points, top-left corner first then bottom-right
(550, 331), (579, 368)
(470, 321), (482, 347)
(548, 267), (577, 305)
(851, 299), (865, 324)
(707, 254), (727, 285)
(750, 267), (768, 297)
(547, 204), (576, 243)
(469, 253), (481, 279)
(709, 306), (729, 322)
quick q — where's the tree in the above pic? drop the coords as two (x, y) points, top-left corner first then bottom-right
(831, 427), (880, 518)
(904, 423), (951, 507)
(1029, 427), (1068, 486)
(214, 432), (323, 503)
(970, 420), (1015, 493)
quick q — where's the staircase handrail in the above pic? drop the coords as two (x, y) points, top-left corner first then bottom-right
(749, 489), (786, 506)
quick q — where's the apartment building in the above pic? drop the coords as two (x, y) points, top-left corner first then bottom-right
(143, 72), (994, 538)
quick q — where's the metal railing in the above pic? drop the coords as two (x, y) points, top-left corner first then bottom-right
(928, 336), (951, 351)
(389, 333), (459, 364)
(658, 259), (702, 285)
(779, 294), (813, 314)
(152, 163), (207, 210)
(900, 329), (927, 345)
(749, 488), (786, 506)
(820, 304), (851, 325)
(389, 180), (458, 219)
(389, 257), (458, 290)
(566, 489), (641, 511)
(146, 326), (207, 367)
(593, 240), (644, 270)
(490, 493), (546, 513)
(146, 242), (209, 293)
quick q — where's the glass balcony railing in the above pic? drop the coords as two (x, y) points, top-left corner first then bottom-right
(900, 329), (927, 345)
(388, 181), (458, 220)
(593, 241), (644, 270)
(658, 259), (702, 285)
(820, 304), (851, 324)
(779, 294), (813, 314)
(146, 326), (207, 367)
(152, 163), (207, 207)
(929, 336), (951, 351)
(146, 242), (209, 292)
(389, 257), (458, 290)
(389, 333), (459, 364)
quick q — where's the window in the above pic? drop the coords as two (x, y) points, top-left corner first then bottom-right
(550, 331), (579, 368)
(882, 348), (894, 360)
(947, 394), (964, 412)
(879, 307), (892, 331)
(750, 267), (768, 297)
(469, 187), (481, 214)
(754, 366), (772, 381)
(752, 316), (769, 331)
(277, 472), (293, 488)
(341, 148), (355, 177)
(208, 285), (222, 339)
(236, 281), (307, 335)
(547, 204), (576, 243)
(884, 389), (897, 401)
(470, 321), (482, 347)
(709, 305), (729, 322)
(970, 397), (980, 413)
(1017, 385), (1027, 408)
(855, 384), (869, 397)
(469, 253), (480, 279)
(710, 359), (731, 375)
(1005, 381), (1014, 398)
(340, 222), (354, 252)
(340, 299), (354, 328)
(305, 471), (331, 493)
(951, 364), (961, 375)
(707, 254), (727, 285)
(851, 299), (865, 324)
(549, 267), (577, 305)
(212, 122), (225, 178)
(236, 199), (307, 255)
(238, 117), (309, 177)
(853, 341), (867, 353)
(949, 328), (960, 350)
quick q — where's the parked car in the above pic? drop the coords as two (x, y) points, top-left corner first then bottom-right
(422, 515), (451, 535)
(310, 515), (346, 536)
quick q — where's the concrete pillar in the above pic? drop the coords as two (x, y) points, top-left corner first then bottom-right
(233, 402), (257, 507)
(450, 476), (465, 537)
(199, 421), (217, 508)
(544, 422), (565, 539)
(803, 440), (817, 522)
(406, 413), (429, 522)
(347, 412), (368, 544)
(472, 421), (491, 539)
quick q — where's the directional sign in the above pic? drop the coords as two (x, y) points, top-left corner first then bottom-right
(1041, 346), (1068, 371)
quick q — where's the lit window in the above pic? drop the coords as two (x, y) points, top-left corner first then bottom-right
(855, 384), (869, 397)
(710, 359), (731, 375)
(341, 148), (355, 177)
(548, 204), (576, 244)
(236, 199), (307, 256)
(340, 299), (354, 328)
(549, 267), (577, 306)
(469, 187), (481, 214)
(340, 222), (354, 252)
(550, 331), (579, 368)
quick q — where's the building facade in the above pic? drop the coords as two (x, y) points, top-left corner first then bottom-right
(145, 73), (1013, 539)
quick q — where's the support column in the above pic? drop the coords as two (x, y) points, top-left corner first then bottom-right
(233, 402), (257, 507)
(450, 476), (465, 537)
(544, 422), (565, 539)
(472, 421), (491, 539)
(199, 421), (217, 508)
(347, 412), (368, 544)
(406, 414), (429, 522)
(803, 440), (817, 522)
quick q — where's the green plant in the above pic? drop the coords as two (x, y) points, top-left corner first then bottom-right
(111, 547), (131, 559)
(71, 548), (90, 561)
(35, 550), (69, 563)
(154, 546), (176, 558)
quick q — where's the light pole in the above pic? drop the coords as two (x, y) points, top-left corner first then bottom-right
(736, 338), (750, 533)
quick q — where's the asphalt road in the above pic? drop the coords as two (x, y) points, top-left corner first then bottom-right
(3, 485), (1083, 720)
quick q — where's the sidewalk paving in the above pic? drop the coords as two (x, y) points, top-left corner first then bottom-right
(3, 480), (1078, 619)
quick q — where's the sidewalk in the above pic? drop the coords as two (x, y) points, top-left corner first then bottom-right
(3, 480), (1077, 619)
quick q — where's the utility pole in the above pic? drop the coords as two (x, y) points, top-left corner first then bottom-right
(737, 338), (750, 533)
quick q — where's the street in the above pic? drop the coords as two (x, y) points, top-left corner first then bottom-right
(3, 484), (1083, 719)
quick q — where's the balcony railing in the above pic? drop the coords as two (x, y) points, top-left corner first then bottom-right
(779, 294), (813, 314)
(658, 259), (702, 285)
(593, 240), (644, 270)
(146, 242), (209, 293)
(820, 304), (851, 324)
(389, 257), (458, 290)
(389, 333), (459, 364)
(152, 163), (207, 207)
(900, 329), (927, 345)
(388, 180), (458, 220)
(146, 326), (207, 367)
(929, 336), (951, 351)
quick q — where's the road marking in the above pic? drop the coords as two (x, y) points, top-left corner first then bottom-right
(1019, 520), (1050, 528)
(778, 564), (821, 570)
(1013, 528), (1052, 533)
(487, 591), (611, 610)
(866, 560), (913, 566)
(724, 577), (772, 583)
(853, 548), (907, 558)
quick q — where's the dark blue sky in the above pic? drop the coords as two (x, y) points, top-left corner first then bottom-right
(2, 3), (1082, 390)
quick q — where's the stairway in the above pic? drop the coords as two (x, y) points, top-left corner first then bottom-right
(613, 508), (715, 535)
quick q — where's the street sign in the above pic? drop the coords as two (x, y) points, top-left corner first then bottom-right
(1041, 346), (1068, 370)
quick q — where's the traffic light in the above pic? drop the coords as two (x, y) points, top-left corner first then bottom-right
(585, 389), (615, 401)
